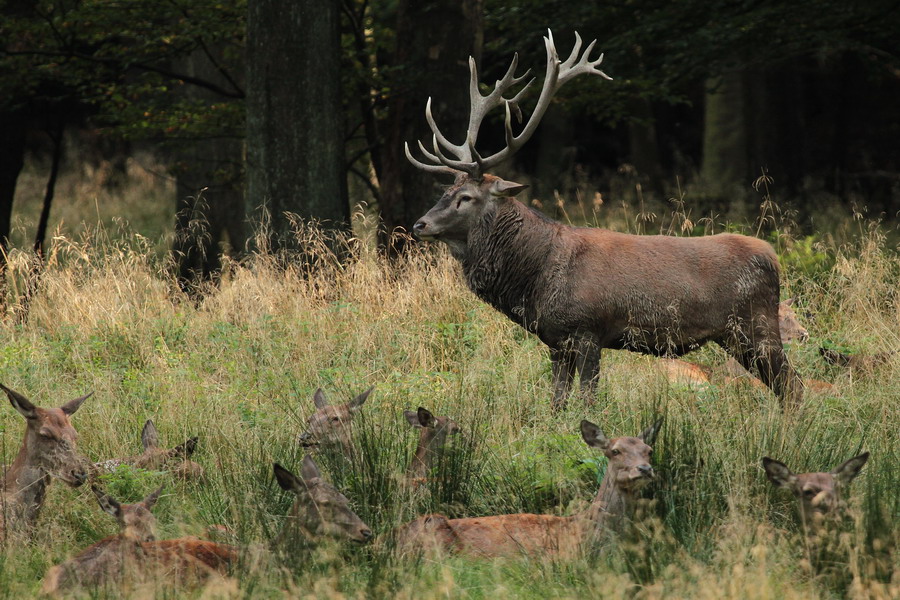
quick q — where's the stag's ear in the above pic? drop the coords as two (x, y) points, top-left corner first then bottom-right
(404, 410), (421, 428)
(171, 437), (198, 458)
(831, 452), (869, 485)
(273, 463), (302, 493)
(417, 407), (436, 428)
(638, 418), (663, 446)
(61, 391), (93, 416)
(93, 486), (122, 518)
(489, 178), (528, 198)
(142, 485), (165, 510)
(141, 420), (160, 450)
(2, 384), (37, 419)
(300, 454), (321, 481)
(312, 388), (329, 409)
(581, 420), (610, 450)
(348, 386), (373, 412)
(762, 457), (799, 491)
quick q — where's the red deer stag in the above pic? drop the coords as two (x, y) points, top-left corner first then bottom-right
(762, 453), (869, 536)
(408, 30), (802, 410)
(41, 485), (237, 596)
(404, 406), (461, 484)
(298, 387), (373, 456)
(0, 384), (91, 541)
(95, 419), (203, 480)
(395, 418), (661, 558)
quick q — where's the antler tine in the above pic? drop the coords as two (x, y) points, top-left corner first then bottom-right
(431, 135), (479, 176)
(425, 97), (468, 160)
(558, 38), (613, 85)
(404, 142), (458, 175)
(417, 139), (442, 163)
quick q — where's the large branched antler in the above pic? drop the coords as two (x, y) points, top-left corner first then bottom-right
(405, 30), (612, 179)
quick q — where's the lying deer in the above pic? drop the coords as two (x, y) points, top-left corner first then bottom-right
(762, 452), (869, 535)
(297, 387), (372, 456)
(404, 407), (461, 484)
(408, 29), (802, 410)
(41, 485), (237, 596)
(95, 419), (203, 480)
(273, 455), (373, 547)
(819, 347), (895, 376)
(395, 418), (661, 558)
(0, 384), (91, 541)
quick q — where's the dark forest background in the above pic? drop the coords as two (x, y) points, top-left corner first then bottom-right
(2, 0), (899, 293)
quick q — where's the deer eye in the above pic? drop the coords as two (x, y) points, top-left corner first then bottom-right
(39, 428), (55, 439)
(610, 449), (620, 456)
(331, 417), (341, 423)
(803, 489), (816, 497)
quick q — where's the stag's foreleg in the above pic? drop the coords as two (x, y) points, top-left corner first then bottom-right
(575, 341), (601, 406)
(550, 348), (577, 412)
(723, 319), (804, 409)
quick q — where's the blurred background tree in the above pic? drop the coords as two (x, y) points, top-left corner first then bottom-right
(1, 0), (898, 292)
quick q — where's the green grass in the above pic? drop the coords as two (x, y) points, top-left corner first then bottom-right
(0, 167), (897, 598)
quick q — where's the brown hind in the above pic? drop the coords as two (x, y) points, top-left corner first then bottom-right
(94, 419), (203, 480)
(404, 406), (461, 484)
(1, 384), (91, 542)
(41, 485), (237, 596)
(297, 387), (373, 456)
(395, 418), (661, 558)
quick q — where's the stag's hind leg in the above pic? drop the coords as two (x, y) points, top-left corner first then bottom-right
(723, 322), (804, 409)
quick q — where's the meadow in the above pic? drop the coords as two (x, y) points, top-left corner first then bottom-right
(0, 163), (897, 598)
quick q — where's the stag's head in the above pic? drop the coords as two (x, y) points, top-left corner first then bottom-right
(2, 384), (92, 487)
(298, 387), (372, 454)
(581, 418), (661, 493)
(274, 457), (373, 544)
(92, 485), (164, 543)
(763, 453), (868, 527)
(407, 30), (611, 246)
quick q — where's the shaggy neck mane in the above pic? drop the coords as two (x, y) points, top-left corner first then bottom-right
(461, 200), (560, 329)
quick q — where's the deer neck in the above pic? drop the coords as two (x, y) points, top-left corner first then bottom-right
(2, 432), (51, 534)
(463, 201), (557, 329)
(575, 467), (637, 542)
(407, 429), (439, 479)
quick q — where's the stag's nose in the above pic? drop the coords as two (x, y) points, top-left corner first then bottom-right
(638, 464), (654, 477)
(412, 220), (427, 235)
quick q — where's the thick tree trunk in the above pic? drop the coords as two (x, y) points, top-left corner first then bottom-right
(246, 0), (348, 254)
(0, 109), (28, 308)
(172, 47), (246, 293)
(378, 0), (483, 253)
(627, 97), (665, 198)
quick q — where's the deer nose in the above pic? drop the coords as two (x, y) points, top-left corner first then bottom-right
(359, 528), (373, 542)
(71, 469), (88, 486)
(413, 220), (427, 235)
(298, 431), (314, 446)
(638, 464), (654, 477)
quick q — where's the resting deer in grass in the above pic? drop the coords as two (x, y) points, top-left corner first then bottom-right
(395, 418), (661, 558)
(408, 29), (802, 410)
(41, 485), (237, 596)
(95, 419), (203, 480)
(0, 384), (91, 541)
(297, 387), (372, 456)
(404, 407), (461, 484)
(762, 453), (869, 537)
(819, 347), (895, 376)
(272, 455), (373, 547)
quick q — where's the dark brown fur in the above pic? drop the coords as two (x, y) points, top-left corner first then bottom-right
(414, 175), (803, 409)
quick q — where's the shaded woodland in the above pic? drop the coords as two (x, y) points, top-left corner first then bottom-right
(1, 0), (899, 291)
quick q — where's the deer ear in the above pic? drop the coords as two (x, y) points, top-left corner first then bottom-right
(93, 486), (122, 518)
(489, 178), (528, 198)
(762, 457), (799, 491)
(142, 485), (165, 510)
(313, 388), (329, 409)
(638, 418), (663, 446)
(404, 410), (422, 428)
(172, 437), (198, 458)
(417, 407), (436, 428)
(61, 391), (93, 416)
(581, 420), (610, 450)
(831, 452), (869, 485)
(141, 420), (160, 450)
(348, 386), (373, 412)
(782, 297), (795, 307)
(273, 463), (302, 493)
(2, 384), (37, 419)
(300, 454), (321, 481)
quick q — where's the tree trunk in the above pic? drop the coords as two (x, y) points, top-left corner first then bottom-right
(0, 108), (28, 309)
(171, 47), (246, 294)
(246, 0), (348, 254)
(627, 97), (665, 199)
(700, 71), (749, 203)
(378, 0), (483, 253)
